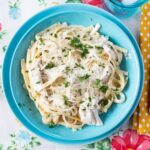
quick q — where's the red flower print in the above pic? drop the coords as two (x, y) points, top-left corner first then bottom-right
(111, 129), (150, 150)
(0, 23), (2, 32)
(81, 0), (103, 8)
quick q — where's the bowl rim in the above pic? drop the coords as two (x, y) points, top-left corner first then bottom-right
(2, 3), (144, 145)
(109, 0), (148, 8)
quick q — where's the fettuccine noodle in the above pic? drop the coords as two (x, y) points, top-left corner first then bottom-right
(21, 23), (128, 130)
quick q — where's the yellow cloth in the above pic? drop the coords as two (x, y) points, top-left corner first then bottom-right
(132, 1), (150, 134)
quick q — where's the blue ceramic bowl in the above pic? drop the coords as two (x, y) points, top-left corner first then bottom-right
(3, 4), (144, 144)
(103, 0), (148, 18)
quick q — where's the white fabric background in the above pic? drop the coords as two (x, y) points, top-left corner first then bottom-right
(0, 0), (140, 149)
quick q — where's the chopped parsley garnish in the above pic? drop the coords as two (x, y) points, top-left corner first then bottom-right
(49, 123), (55, 128)
(54, 34), (57, 38)
(80, 101), (84, 104)
(44, 50), (49, 53)
(94, 79), (108, 93)
(95, 46), (103, 54)
(62, 48), (69, 57)
(65, 66), (71, 74)
(62, 48), (66, 52)
(75, 63), (84, 69)
(70, 37), (92, 57)
(101, 99), (109, 106)
(78, 74), (90, 82)
(39, 37), (45, 45)
(64, 81), (69, 87)
(70, 37), (82, 48)
(94, 79), (101, 88)
(45, 62), (55, 69)
(77, 89), (82, 96)
(99, 85), (108, 93)
(36, 81), (40, 84)
(18, 103), (25, 108)
(86, 45), (93, 49)
(18, 103), (22, 107)
(81, 47), (89, 57)
(113, 88), (119, 92)
(95, 46), (103, 49)
(63, 95), (69, 105)
(90, 37), (93, 40)
(87, 103), (90, 107)
(29, 108), (32, 111)
(88, 97), (92, 102)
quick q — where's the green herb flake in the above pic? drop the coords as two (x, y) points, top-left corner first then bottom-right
(96, 45), (103, 54)
(45, 62), (55, 69)
(77, 89), (82, 95)
(99, 85), (108, 93)
(39, 37), (45, 45)
(70, 37), (89, 57)
(22, 103), (25, 107)
(63, 95), (69, 105)
(54, 34), (58, 38)
(95, 46), (103, 49)
(94, 79), (101, 88)
(49, 123), (55, 128)
(62, 48), (69, 57)
(70, 37), (82, 48)
(62, 48), (66, 52)
(101, 99), (109, 106)
(29, 108), (32, 111)
(88, 97), (92, 102)
(78, 74), (90, 82)
(64, 81), (69, 87)
(90, 37), (93, 40)
(44, 50), (49, 53)
(81, 47), (89, 57)
(36, 81), (40, 84)
(18, 103), (22, 108)
(86, 45), (93, 49)
(75, 63), (84, 69)
(80, 101), (84, 104)
(65, 66), (71, 74)
(94, 79), (108, 93)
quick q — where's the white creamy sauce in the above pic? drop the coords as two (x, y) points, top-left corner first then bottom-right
(22, 23), (128, 130)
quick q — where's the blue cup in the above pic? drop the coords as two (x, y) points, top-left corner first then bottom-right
(103, 0), (148, 18)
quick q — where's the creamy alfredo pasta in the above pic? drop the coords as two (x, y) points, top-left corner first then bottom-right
(21, 23), (128, 130)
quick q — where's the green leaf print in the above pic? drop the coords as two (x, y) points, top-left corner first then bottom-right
(0, 144), (3, 150)
(0, 31), (6, 40)
(81, 138), (111, 150)
(66, 0), (81, 3)
(37, 0), (48, 6)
